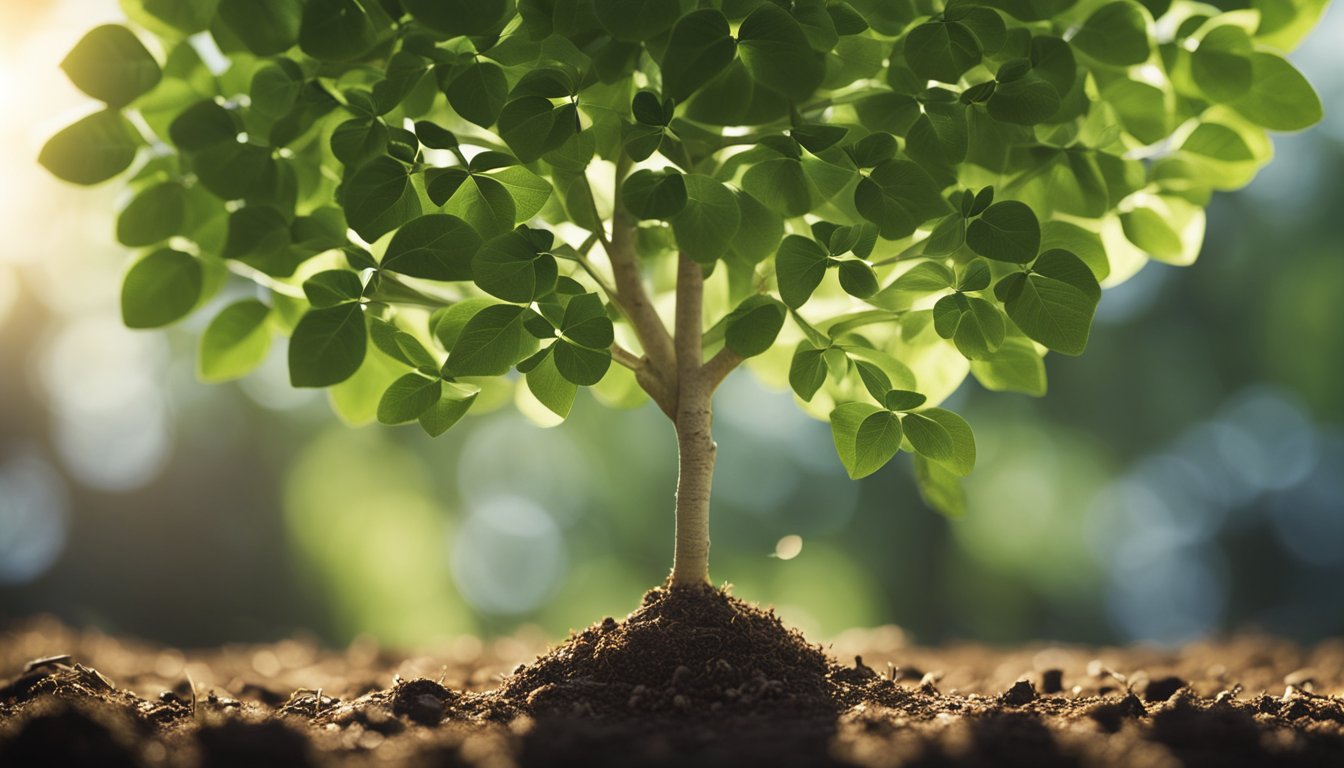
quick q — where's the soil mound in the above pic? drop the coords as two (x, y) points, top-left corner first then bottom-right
(493, 583), (838, 718)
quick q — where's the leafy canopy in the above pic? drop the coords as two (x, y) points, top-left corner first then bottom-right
(44, 0), (1324, 513)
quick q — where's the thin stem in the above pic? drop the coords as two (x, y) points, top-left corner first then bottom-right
(610, 344), (643, 371)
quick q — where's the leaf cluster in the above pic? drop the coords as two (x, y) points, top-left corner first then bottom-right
(42, 0), (1325, 512)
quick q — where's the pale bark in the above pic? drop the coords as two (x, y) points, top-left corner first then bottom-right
(669, 253), (715, 586)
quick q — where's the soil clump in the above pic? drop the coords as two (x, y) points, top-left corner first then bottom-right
(3, 585), (1343, 766)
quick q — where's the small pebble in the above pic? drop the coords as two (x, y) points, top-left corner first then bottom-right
(1040, 669), (1064, 694)
(1002, 679), (1037, 706)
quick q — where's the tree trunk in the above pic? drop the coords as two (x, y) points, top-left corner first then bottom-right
(669, 253), (714, 587)
(671, 388), (715, 586)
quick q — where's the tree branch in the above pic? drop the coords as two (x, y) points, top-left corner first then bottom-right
(674, 251), (704, 381)
(605, 156), (677, 386)
(610, 344), (643, 371)
(703, 346), (743, 392)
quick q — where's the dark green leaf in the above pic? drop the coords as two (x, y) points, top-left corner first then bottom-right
(1071, 1), (1150, 67)
(884, 389), (926, 410)
(725, 296), (786, 358)
(117, 182), (186, 247)
(526, 350), (578, 417)
(377, 373), (442, 425)
(554, 340), (611, 385)
(904, 21), (981, 84)
(443, 304), (537, 376)
(594, 0), (683, 41)
(289, 303), (367, 387)
(854, 160), (952, 240)
(419, 384), (477, 436)
(404, 0), (509, 35)
(966, 200), (1040, 263)
(472, 231), (557, 302)
(775, 235), (830, 309)
(661, 10), (737, 102)
(447, 61), (508, 128)
(737, 3), (825, 100)
(342, 157), (421, 242)
(622, 169), (688, 220)
(838, 260), (879, 299)
(303, 270), (363, 307)
(381, 214), (480, 281)
(218, 0), (302, 56)
(999, 248), (1100, 355)
(789, 343), (828, 401)
(299, 0), (387, 62)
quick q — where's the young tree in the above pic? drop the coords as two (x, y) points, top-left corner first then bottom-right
(42, 0), (1324, 588)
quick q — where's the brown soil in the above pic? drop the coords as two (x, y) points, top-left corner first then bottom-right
(2, 584), (1343, 767)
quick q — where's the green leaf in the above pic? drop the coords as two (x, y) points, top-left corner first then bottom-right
(299, 0), (386, 62)
(223, 205), (291, 263)
(403, 0), (509, 35)
(497, 97), (561, 163)
(998, 248), (1100, 355)
(490, 166), (553, 221)
(419, 384), (477, 436)
(966, 200), (1040, 263)
(914, 454), (966, 516)
(884, 389), (926, 410)
(661, 10), (738, 102)
(830, 403), (903, 479)
(1071, 1), (1150, 67)
(903, 408), (975, 475)
(970, 337), (1047, 395)
(447, 61), (509, 128)
(789, 343), (828, 401)
(775, 235), (830, 309)
(854, 160), (952, 240)
(198, 300), (272, 383)
(169, 100), (237, 151)
(855, 360), (892, 402)
(527, 349), (579, 417)
(933, 293), (1006, 359)
(443, 304), (537, 377)
(725, 296), (786, 358)
(838, 260), (879, 299)
(289, 303), (368, 387)
(250, 61), (304, 118)
(117, 182), (186, 247)
(904, 21), (981, 84)
(331, 118), (388, 168)
(377, 373), (442, 425)
(194, 143), (281, 202)
(341, 157), (422, 243)
(39, 110), (139, 185)
(472, 231), (558, 302)
(622, 169), (688, 220)
(554, 340), (612, 385)
(672, 174), (741, 262)
(381, 214), (481, 281)
(141, 0), (220, 33)
(1191, 25), (1253, 103)
(218, 0), (302, 56)
(987, 69), (1061, 125)
(1228, 52), (1323, 132)
(737, 3), (825, 100)
(121, 248), (203, 329)
(594, 0), (683, 41)
(303, 270), (363, 308)
(560, 293), (614, 349)
(444, 175), (517, 239)
(61, 25), (161, 108)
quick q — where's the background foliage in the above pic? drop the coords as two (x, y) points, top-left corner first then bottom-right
(0, 0), (1339, 648)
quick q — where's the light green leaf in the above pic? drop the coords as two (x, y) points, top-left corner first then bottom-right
(419, 384), (477, 436)
(830, 403), (903, 479)
(61, 24), (161, 108)
(1228, 52), (1323, 132)
(997, 248), (1100, 355)
(490, 166), (553, 221)
(526, 349), (579, 418)
(914, 454), (966, 516)
(39, 110), (139, 186)
(970, 337), (1047, 395)
(198, 300), (272, 383)
(903, 408), (974, 475)
(789, 343), (828, 401)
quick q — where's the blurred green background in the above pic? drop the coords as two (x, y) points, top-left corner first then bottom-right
(1, 1), (1340, 651)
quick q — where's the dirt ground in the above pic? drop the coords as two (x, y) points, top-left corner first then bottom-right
(2, 585), (1342, 767)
